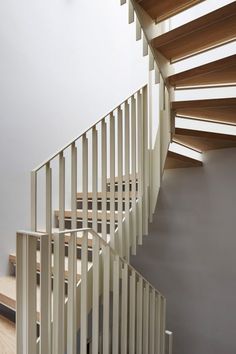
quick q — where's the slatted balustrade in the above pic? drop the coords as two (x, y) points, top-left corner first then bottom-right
(16, 228), (167, 354)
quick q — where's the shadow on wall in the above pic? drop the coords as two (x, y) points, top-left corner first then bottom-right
(131, 147), (236, 354)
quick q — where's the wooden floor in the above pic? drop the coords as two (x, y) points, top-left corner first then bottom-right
(0, 315), (15, 354)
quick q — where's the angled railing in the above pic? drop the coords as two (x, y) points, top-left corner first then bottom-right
(17, 228), (167, 354)
(31, 85), (150, 262)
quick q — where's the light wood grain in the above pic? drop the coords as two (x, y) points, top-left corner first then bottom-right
(152, 3), (236, 61)
(0, 315), (15, 354)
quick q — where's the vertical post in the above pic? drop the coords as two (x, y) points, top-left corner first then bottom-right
(59, 152), (65, 231)
(160, 297), (166, 354)
(83, 134), (88, 228)
(121, 263), (128, 354)
(137, 91), (143, 245)
(143, 283), (150, 354)
(103, 245), (110, 354)
(149, 288), (156, 354)
(112, 256), (120, 354)
(46, 162), (52, 234)
(53, 233), (65, 354)
(67, 231), (77, 354)
(129, 270), (136, 354)
(117, 106), (124, 257)
(148, 71), (153, 223)
(101, 119), (107, 241)
(136, 277), (143, 354)
(40, 234), (52, 354)
(92, 234), (100, 354)
(155, 294), (161, 354)
(165, 331), (173, 354)
(92, 127), (98, 232)
(110, 114), (116, 249)
(71, 142), (77, 230)
(16, 233), (37, 354)
(31, 171), (37, 231)
(131, 96), (137, 255)
(143, 85), (149, 236)
(81, 231), (88, 354)
(124, 101), (130, 261)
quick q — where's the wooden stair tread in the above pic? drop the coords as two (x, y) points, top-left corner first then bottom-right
(0, 314), (15, 354)
(55, 209), (123, 221)
(165, 151), (202, 169)
(152, 2), (236, 61)
(168, 55), (236, 87)
(174, 128), (236, 152)
(0, 276), (40, 314)
(9, 252), (92, 279)
(76, 191), (137, 200)
(137, 0), (204, 23)
(172, 98), (236, 125)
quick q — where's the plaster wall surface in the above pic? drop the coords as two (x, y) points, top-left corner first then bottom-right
(131, 147), (236, 354)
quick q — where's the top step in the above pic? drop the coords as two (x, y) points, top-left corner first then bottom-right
(137, 0), (204, 23)
(152, 2), (236, 62)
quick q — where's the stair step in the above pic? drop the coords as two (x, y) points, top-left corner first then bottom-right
(174, 128), (236, 152)
(172, 98), (236, 125)
(137, 0), (204, 23)
(9, 251), (92, 281)
(168, 55), (236, 88)
(152, 2), (236, 62)
(55, 209), (123, 222)
(165, 150), (202, 169)
(0, 314), (15, 354)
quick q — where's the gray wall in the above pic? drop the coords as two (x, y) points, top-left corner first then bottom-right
(131, 147), (236, 354)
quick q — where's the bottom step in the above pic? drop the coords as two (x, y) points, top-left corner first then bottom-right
(0, 314), (15, 354)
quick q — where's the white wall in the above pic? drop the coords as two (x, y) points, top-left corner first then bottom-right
(131, 147), (236, 354)
(0, 0), (148, 275)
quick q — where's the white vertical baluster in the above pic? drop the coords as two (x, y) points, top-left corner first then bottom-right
(40, 233), (51, 354)
(136, 18), (142, 41)
(59, 152), (65, 231)
(149, 289), (156, 354)
(129, 270), (136, 354)
(149, 50), (154, 71)
(154, 63), (160, 84)
(31, 171), (37, 231)
(92, 127), (98, 232)
(53, 233), (65, 354)
(143, 85), (149, 236)
(155, 294), (161, 354)
(110, 114), (115, 249)
(103, 245), (110, 354)
(136, 277), (143, 354)
(71, 142), (77, 230)
(128, 0), (134, 23)
(165, 331), (173, 354)
(143, 283), (150, 354)
(124, 101), (130, 261)
(81, 231), (88, 353)
(148, 72), (153, 223)
(101, 119), (107, 241)
(83, 134), (88, 228)
(117, 107), (124, 256)
(131, 96), (137, 255)
(16, 233), (37, 354)
(121, 263), (128, 354)
(160, 297), (166, 354)
(92, 234), (100, 354)
(137, 91), (143, 245)
(46, 162), (52, 234)
(67, 231), (77, 354)
(112, 255), (120, 354)
(143, 35), (148, 56)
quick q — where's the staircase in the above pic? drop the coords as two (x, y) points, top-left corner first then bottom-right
(0, 1), (235, 353)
